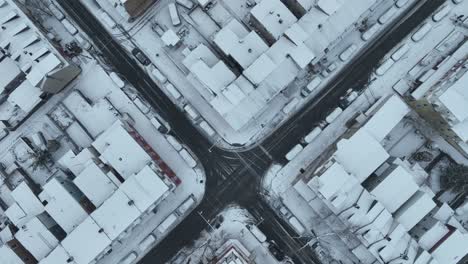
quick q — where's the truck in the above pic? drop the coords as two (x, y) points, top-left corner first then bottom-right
(325, 107), (343, 124)
(156, 213), (178, 234)
(302, 127), (322, 144)
(183, 104), (200, 121)
(247, 224), (267, 243)
(301, 76), (322, 97)
(176, 196), (196, 215)
(285, 144), (303, 161)
(179, 148), (197, 168)
(168, 3), (181, 26)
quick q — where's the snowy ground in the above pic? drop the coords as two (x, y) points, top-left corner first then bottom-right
(261, 1), (468, 262)
(169, 205), (288, 264)
(0, 4), (206, 263)
(75, 0), (417, 149)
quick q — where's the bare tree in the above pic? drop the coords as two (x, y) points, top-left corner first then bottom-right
(441, 163), (468, 193)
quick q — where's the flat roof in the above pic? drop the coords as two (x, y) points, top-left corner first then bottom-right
(61, 217), (111, 264)
(73, 161), (118, 207)
(432, 230), (468, 264)
(363, 95), (410, 142)
(335, 130), (389, 182)
(250, 0), (298, 40)
(0, 245), (23, 264)
(91, 189), (141, 240)
(120, 165), (170, 212)
(7, 79), (42, 112)
(243, 53), (276, 85)
(5, 182), (44, 226)
(309, 162), (354, 200)
(39, 245), (76, 264)
(58, 148), (97, 176)
(15, 217), (59, 260)
(371, 165), (419, 213)
(92, 120), (152, 179)
(38, 178), (88, 234)
(214, 19), (268, 69)
(439, 76), (468, 122)
(0, 56), (21, 92)
(394, 191), (436, 230)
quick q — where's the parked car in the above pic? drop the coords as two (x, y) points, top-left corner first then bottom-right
(150, 116), (170, 134)
(132, 48), (151, 66)
(268, 241), (285, 261)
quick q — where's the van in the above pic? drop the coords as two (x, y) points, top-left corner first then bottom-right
(288, 216), (305, 234)
(180, 148), (197, 168)
(247, 224), (267, 243)
(395, 0), (409, 8)
(339, 44), (357, 61)
(325, 107), (343, 123)
(199, 121), (216, 137)
(100, 11), (117, 29)
(165, 83), (182, 100)
(375, 59), (395, 76)
(49, 3), (65, 20)
(138, 234), (156, 251)
(134, 97), (150, 114)
(282, 98), (299, 114)
(361, 23), (380, 41)
(432, 5), (451, 22)
(176, 196), (196, 215)
(61, 19), (78, 35)
(378, 7), (397, 24)
(183, 104), (200, 121)
(31, 132), (47, 150)
(391, 44), (410, 61)
(168, 3), (181, 26)
(109, 72), (125, 88)
(156, 213), (178, 234)
(285, 144), (303, 161)
(119, 252), (137, 264)
(411, 23), (432, 42)
(302, 76), (322, 97)
(75, 33), (91, 50)
(151, 67), (167, 83)
(150, 116), (170, 133)
(167, 135), (183, 151)
(176, 0), (194, 9)
(302, 127), (322, 144)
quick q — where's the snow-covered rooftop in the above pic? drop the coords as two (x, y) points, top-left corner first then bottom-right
(370, 165), (419, 213)
(394, 191), (436, 231)
(73, 160), (118, 207)
(4, 182), (44, 226)
(38, 177), (88, 234)
(58, 148), (97, 176)
(92, 120), (152, 179)
(363, 95), (410, 142)
(250, 0), (297, 41)
(39, 245), (76, 264)
(119, 165), (170, 212)
(309, 162), (355, 200)
(0, 245), (23, 264)
(438, 72), (468, 123)
(15, 217), (59, 261)
(214, 19), (268, 69)
(432, 230), (468, 264)
(334, 130), (389, 182)
(0, 56), (21, 92)
(90, 189), (141, 240)
(61, 217), (111, 264)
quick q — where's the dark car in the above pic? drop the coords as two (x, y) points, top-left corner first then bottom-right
(268, 241), (285, 261)
(131, 48), (151, 66)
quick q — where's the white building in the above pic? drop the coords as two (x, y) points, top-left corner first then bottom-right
(0, 0), (81, 128)
(0, 119), (176, 263)
(408, 41), (468, 156)
(300, 95), (468, 264)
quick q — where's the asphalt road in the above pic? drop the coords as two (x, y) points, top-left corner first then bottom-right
(56, 0), (446, 263)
